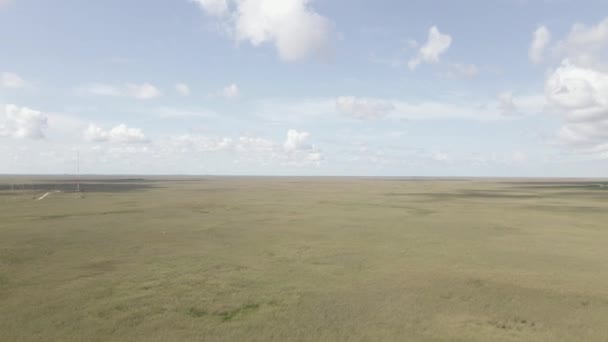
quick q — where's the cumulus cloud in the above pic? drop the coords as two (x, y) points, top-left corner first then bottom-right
(1, 72), (26, 88)
(81, 126), (321, 166)
(191, 0), (229, 16)
(283, 129), (311, 152)
(235, 136), (276, 153)
(335, 96), (395, 119)
(537, 17), (608, 154)
(194, 0), (332, 62)
(545, 18), (608, 151)
(167, 134), (233, 152)
(546, 61), (608, 147)
(523, 19), (608, 150)
(545, 62), (605, 118)
(408, 26), (452, 70)
(554, 17), (608, 69)
(81, 83), (161, 100)
(175, 83), (191, 96)
(83, 124), (108, 142)
(168, 134), (280, 155)
(529, 25), (551, 64)
(282, 129), (323, 165)
(221, 83), (239, 99)
(105, 124), (148, 144)
(0, 104), (48, 139)
(166, 129), (322, 166)
(84, 124), (148, 144)
(126, 83), (161, 99)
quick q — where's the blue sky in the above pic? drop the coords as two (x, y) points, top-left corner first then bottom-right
(1, 0), (608, 176)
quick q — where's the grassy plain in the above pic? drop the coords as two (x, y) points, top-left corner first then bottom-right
(1, 176), (608, 341)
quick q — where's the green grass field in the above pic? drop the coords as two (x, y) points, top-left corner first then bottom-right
(1, 176), (608, 341)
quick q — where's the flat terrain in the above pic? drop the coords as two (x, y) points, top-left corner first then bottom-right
(1, 176), (608, 341)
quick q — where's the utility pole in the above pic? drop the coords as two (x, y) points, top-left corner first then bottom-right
(76, 151), (81, 193)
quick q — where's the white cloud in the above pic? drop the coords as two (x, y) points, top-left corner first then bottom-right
(166, 129), (322, 166)
(126, 83), (161, 99)
(167, 134), (234, 152)
(83, 83), (122, 97)
(256, 95), (544, 125)
(545, 61), (605, 118)
(546, 60), (608, 147)
(221, 83), (239, 99)
(307, 152), (322, 162)
(557, 120), (608, 146)
(431, 151), (449, 162)
(191, 0), (229, 16)
(81, 83), (161, 100)
(498, 91), (518, 116)
(107, 124), (148, 144)
(282, 129), (323, 165)
(175, 83), (191, 96)
(408, 26), (452, 70)
(434, 94), (543, 120)
(554, 17), (608, 69)
(84, 124), (148, 144)
(194, 0), (332, 62)
(0, 104), (48, 139)
(335, 96), (395, 119)
(529, 25), (551, 64)
(235, 136), (275, 153)
(1, 72), (26, 88)
(365, 96), (541, 121)
(537, 17), (608, 155)
(83, 124), (109, 142)
(82, 127), (321, 166)
(283, 129), (311, 152)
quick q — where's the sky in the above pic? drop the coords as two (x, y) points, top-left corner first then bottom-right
(1, 0), (608, 176)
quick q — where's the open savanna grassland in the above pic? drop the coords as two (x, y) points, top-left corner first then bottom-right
(1, 176), (608, 341)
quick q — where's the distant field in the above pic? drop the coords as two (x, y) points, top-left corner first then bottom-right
(1, 176), (608, 341)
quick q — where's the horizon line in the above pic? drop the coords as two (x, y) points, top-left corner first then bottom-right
(1, 173), (607, 180)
